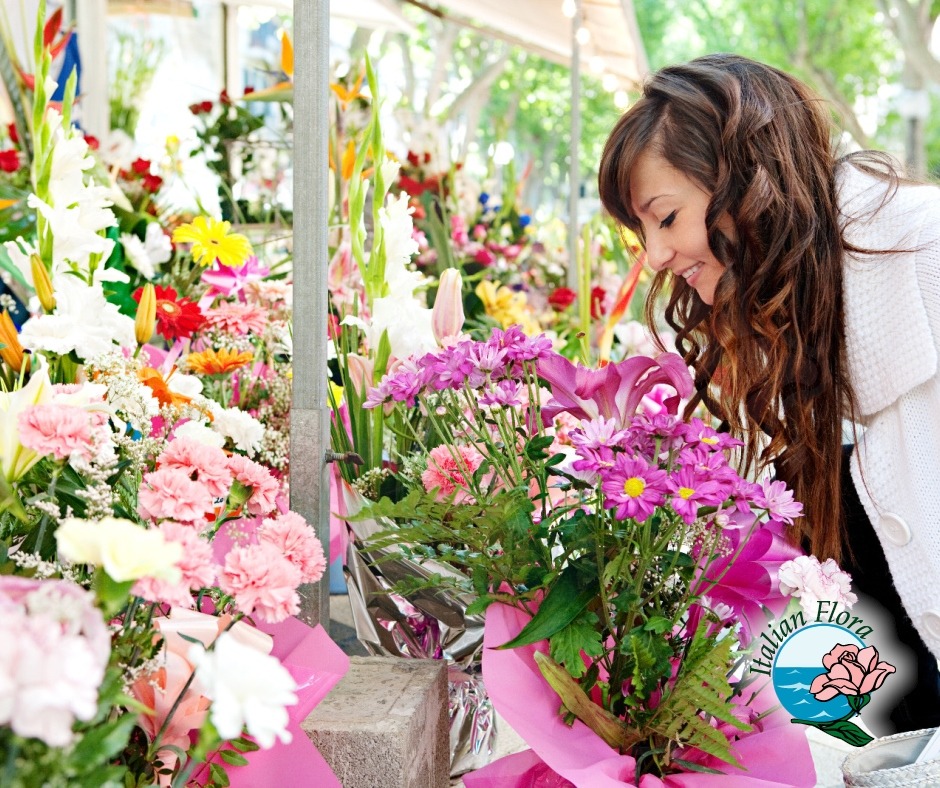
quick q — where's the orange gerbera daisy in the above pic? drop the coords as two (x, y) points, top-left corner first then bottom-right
(138, 367), (192, 408)
(186, 348), (254, 376)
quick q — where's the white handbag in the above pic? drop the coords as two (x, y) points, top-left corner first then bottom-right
(843, 728), (940, 786)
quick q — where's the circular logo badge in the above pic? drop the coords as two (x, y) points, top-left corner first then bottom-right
(771, 623), (866, 722)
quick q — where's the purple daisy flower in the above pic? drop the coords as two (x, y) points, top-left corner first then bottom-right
(667, 465), (725, 524)
(600, 454), (668, 522)
(754, 478), (804, 525)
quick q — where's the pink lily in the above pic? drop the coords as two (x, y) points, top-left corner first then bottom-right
(201, 255), (270, 300)
(537, 352), (694, 428)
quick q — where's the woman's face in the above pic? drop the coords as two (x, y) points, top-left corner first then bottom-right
(629, 150), (731, 305)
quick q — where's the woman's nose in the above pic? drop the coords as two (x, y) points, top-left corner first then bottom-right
(644, 232), (674, 272)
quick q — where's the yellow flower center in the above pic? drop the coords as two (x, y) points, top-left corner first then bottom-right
(623, 477), (645, 498)
(701, 436), (718, 445)
(678, 487), (695, 500)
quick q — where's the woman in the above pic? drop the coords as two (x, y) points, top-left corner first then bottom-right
(598, 53), (940, 732)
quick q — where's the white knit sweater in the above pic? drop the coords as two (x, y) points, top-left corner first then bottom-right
(839, 163), (940, 658)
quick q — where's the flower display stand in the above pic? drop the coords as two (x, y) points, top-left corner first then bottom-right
(303, 656), (450, 788)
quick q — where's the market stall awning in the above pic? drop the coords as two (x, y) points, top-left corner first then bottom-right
(408, 0), (647, 88)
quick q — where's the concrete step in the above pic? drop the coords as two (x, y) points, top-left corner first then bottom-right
(304, 656), (450, 788)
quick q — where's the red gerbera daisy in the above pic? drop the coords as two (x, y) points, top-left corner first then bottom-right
(133, 285), (206, 342)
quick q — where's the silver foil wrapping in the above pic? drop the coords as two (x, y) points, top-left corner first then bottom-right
(343, 507), (496, 775)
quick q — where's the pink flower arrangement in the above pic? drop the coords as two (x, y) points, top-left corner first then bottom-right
(204, 302), (268, 335)
(421, 444), (484, 502)
(158, 437), (234, 499)
(778, 554), (858, 619)
(17, 403), (109, 462)
(138, 466), (216, 523)
(0, 577), (110, 747)
(133, 521), (217, 607)
(219, 542), (302, 622)
(227, 454), (280, 516)
(260, 511), (327, 584)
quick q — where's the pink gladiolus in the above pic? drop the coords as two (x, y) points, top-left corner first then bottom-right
(537, 352), (694, 429)
(432, 268), (465, 345)
(810, 644), (896, 700)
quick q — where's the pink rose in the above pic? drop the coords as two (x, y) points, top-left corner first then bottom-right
(809, 644), (896, 700)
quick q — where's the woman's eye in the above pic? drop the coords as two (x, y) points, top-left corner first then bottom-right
(659, 211), (676, 229)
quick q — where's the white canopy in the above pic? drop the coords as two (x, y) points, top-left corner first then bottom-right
(410, 0), (647, 89)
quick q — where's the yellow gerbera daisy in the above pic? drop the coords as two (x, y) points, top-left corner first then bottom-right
(475, 280), (541, 335)
(186, 348), (254, 376)
(172, 216), (253, 268)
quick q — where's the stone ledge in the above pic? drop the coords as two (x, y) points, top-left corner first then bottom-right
(303, 656), (450, 788)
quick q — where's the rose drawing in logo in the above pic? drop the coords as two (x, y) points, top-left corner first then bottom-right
(790, 643), (896, 746)
(810, 644), (896, 705)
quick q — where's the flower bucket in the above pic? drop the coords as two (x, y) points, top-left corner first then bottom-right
(842, 728), (940, 787)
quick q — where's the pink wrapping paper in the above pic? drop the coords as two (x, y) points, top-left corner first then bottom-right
(468, 603), (816, 788)
(196, 616), (349, 787)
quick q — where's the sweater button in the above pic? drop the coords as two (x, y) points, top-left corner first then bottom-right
(878, 513), (912, 546)
(922, 612), (940, 641)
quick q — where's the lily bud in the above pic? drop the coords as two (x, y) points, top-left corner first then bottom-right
(346, 352), (374, 396)
(432, 268), (465, 346)
(0, 311), (27, 373)
(135, 283), (157, 345)
(30, 254), (55, 313)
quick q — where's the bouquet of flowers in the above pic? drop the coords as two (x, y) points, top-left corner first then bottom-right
(0, 7), (342, 786)
(356, 326), (817, 786)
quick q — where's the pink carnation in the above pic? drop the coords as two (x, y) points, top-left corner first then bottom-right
(219, 542), (301, 622)
(158, 437), (234, 498)
(260, 511), (327, 583)
(138, 467), (215, 523)
(204, 302), (268, 335)
(18, 404), (106, 461)
(421, 444), (484, 503)
(227, 454), (279, 515)
(133, 522), (217, 607)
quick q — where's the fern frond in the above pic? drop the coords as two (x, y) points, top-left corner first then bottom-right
(648, 636), (750, 769)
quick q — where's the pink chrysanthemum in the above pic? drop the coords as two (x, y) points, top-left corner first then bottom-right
(17, 404), (107, 461)
(204, 302), (268, 336)
(599, 454), (668, 523)
(421, 444), (484, 502)
(667, 465), (725, 524)
(158, 437), (233, 498)
(138, 467), (215, 523)
(227, 454), (280, 515)
(219, 542), (301, 622)
(755, 478), (805, 525)
(259, 511), (327, 583)
(133, 521), (217, 607)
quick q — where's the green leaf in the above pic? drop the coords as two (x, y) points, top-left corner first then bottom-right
(670, 758), (727, 775)
(624, 628), (673, 695)
(71, 713), (138, 763)
(219, 748), (250, 766)
(794, 718), (874, 747)
(209, 762), (231, 787)
(643, 616), (674, 635)
(231, 736), (261, 753)
(465, 595), (494, 616)
(524, 435), (555, 461)
(497, 564), (595, 650)
(549, 611), (604, 679)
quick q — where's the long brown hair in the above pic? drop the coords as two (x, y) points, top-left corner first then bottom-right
(598, 53), (880, 564)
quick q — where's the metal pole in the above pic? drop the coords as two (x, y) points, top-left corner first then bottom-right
(566, 0), (581, 292)
(292, 0), (331, 629)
